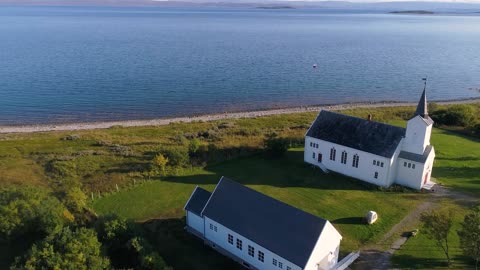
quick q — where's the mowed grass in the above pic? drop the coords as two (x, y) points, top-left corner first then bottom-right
(391, 200), (473, 269)
(92, 149), (427, 251)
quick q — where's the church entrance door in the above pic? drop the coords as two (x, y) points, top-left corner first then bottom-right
(318, 153), (322, 163)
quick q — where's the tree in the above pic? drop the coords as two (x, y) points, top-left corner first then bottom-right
(11, 227), (110, 270)
(458, 206), (480, 269)
(153, 154), (169, 173)
(0, 186), (70, 239)
(188, 138), (201, 156)
(63, 187), (87, 215)
(420, 210), (454, 265)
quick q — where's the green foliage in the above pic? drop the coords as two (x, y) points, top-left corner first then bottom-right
(458, 206), (480, 269)
(162, 147), (189, 168)
(95, 215), (170, 270)
(263, 132), (289, 157)
(11, 227), (110, 270)
(430, 104), (478, 127)
(420, 210), (455, 265)
(0, 186), (70, 239)
(188, 139), (201, 156)
(63, 187), (87, 215)
(153, 154), (169, 173)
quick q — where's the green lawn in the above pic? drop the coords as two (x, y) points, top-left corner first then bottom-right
(391, 200), (473, 269)
(92, 149), (427, 269)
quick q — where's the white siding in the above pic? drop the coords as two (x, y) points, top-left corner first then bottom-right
(395, 159), (425, 190)
(304, 221), (342, 270)
(304, 137), (394, 187)
(186, 211), (205, 235)
(404, 116), (431, 155)
(204, 217), (302, 270)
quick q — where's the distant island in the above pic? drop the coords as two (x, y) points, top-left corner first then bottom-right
(256, 6), (295, 9)
(390, 10), (435, 14)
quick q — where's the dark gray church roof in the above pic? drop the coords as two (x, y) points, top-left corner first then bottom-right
(201, 177), (328, 268)
(306, 110), (406, 158)
(184, 187), (211, 216)
(398, 145), (433, 163)
(415, 89), (428, 118)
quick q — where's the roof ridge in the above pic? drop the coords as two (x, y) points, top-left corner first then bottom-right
(321, 110), (405, 131)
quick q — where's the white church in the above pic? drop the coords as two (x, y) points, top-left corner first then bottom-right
(304, 89), (435, 190)
(184, 177), (344, 270)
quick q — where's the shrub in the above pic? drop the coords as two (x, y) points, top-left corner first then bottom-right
(430, 105), (477, 127)
(152, 154), (169, 173)
(188, 139), (201, 156)
(264, 133), (289, 158)
(61, 134), (80, 141)
(162, 148), (189, 167)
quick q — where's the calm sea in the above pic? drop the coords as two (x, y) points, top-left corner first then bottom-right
(0, 6), (479, 125)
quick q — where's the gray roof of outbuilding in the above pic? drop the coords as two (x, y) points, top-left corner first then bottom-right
(184, 187), (211, 216)
(306, 110), (406, 158)
(201, 177), (328, 268)
(398, 145), (433, 163)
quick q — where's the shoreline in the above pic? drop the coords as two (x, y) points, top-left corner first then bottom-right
(1, 98), (479, 134)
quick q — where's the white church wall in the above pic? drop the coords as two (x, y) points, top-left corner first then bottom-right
(421, 147), (436, 186)
(386, 141), (404, 187)
(186, 211), (205, 235)
(203, 217), (302, 270)
(395, 158), (424, 190)
(304, 221), (342, 270)
(304, 137), (393, 187)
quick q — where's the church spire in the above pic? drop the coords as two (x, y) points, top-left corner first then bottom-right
(415, 78), (428, 118)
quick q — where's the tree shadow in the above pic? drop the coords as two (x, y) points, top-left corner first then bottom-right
(163, 150), (391, 191)
(141, 218), (243, 270)
(391, 254), (468, 269)
(332, 217), (365, 225)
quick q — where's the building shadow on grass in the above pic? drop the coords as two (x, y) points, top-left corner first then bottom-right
(141, 218), (243, 270)
(163, 150), (390, 191)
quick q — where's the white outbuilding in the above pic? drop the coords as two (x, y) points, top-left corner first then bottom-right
(304, 89), (435, 190)
(184, 177), (343, 270)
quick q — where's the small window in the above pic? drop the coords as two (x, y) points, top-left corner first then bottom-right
(408, 163), (411, 168)
(312, 152), (316, 159)
(273, 258), (277, 266)
(248, 245), (254, 257)
(374, 172), (378, 179)
(236, 239), (242, 250)
(310, 142), (313, 147)
(412, 164), (415, 169)
(258, 251), (264, 262)
(352, 154), (359, 168)
(209, 224), (213, 230)
(214, 225), (217, 232)
(381, 162), (384, 167)
(373, 160), (376, 165)
(341, 151), (347, 164)
(404, 162), (407, 167)
(228, 234), (233, 245)
(279, 262), (283, 269)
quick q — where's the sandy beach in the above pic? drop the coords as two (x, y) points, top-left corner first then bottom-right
(1, 98), (479, 134)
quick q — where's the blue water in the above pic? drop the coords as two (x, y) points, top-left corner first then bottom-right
(0, 6), (479, 125)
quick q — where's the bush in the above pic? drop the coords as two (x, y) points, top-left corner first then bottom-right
(264, 133), (289, 158)
(162, 148), (189, 167)
(188, 139), (201, 156)
(153, 154), (169, 173)
(430, 105), (477, 127)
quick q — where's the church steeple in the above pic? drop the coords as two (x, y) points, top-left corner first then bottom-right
(415, 78), (428, 118)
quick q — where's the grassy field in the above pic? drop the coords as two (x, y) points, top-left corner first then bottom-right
(0, 104), (479, 269)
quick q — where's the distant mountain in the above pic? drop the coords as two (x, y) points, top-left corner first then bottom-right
(1, 0), (480, 12)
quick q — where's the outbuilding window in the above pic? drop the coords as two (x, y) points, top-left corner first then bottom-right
(381, 162), (384, 167)
(374, 172), (378, 179)
(408, 163), (411, 168)
(273, 258), (277, 266)
(236, 239), (242, 250)
(248, 245), (254, 257)
(228, 234), (233, 245)
(279, 262), (283, 269)
(412, 164), (416, 169)
(258, 251), (264, 262)
(404, 162), (407, 167)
